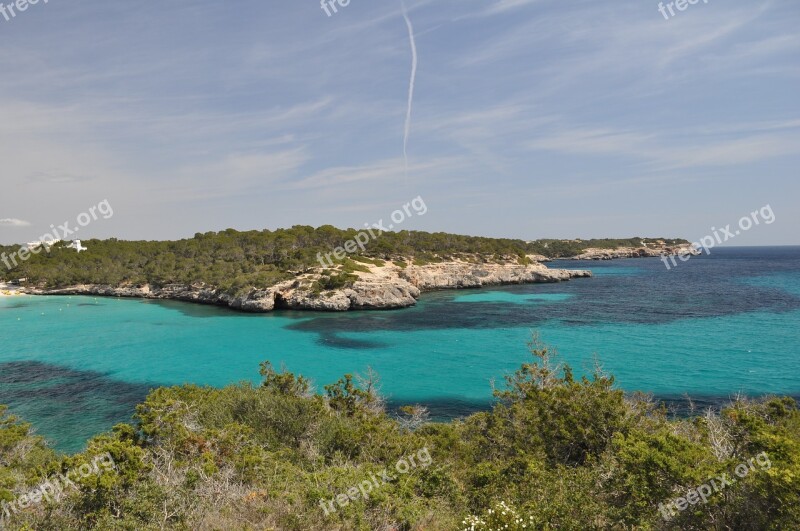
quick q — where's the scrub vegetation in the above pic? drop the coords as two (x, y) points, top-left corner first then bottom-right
(1, 338), (797, 530)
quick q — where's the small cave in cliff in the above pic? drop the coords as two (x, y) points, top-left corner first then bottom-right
(273, 292), (290, 310)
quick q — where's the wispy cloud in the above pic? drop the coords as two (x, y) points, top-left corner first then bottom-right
(153, 148), (311, 202)
(291, 156), (465, 191)
(526, 122), (800, 171)
(460, 0), (543, 19)
(0, 219), (31, 227)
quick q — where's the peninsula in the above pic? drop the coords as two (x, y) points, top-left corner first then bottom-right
(1, 228), (693, 312)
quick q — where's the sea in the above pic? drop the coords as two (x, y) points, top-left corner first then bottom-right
(1, 246), (798, 453)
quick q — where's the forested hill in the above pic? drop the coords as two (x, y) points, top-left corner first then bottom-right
(0, 226), (687, 291)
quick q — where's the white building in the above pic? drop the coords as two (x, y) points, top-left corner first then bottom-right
(67, 240), (88, 252)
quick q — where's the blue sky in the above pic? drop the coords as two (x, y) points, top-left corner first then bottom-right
(0, 0), (797, 245)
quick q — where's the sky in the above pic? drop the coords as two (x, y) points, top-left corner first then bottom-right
(0, 0), (798, 246)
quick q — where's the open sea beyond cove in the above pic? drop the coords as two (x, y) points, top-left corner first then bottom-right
(1, 246), (799, 453)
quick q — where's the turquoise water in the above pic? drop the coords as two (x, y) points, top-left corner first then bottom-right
(1, 247), (799, 452)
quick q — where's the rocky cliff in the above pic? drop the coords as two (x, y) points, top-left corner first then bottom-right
(24, 260), (591, 313)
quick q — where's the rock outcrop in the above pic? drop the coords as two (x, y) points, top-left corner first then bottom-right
(399, 262), (589, 289)
(570, 244), (699, 260)
(23, 259), (591, 313)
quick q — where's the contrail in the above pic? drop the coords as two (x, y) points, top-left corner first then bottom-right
(401, 1), (417, 185)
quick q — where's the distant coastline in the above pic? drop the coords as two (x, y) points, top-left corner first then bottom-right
(2, 229), (698, 312)
(565, 242), (699, 260)
(20, 258), (592, 313)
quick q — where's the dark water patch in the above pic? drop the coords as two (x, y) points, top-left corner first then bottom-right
(1, 303), (30, 310)
(145, 299), (243, 318)
(0, 361), (161, 453)
(317, 333), (388, 350)
(145, 299), (316, 323)
(286, 297), (554, 338)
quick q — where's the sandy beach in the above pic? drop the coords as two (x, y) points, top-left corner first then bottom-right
(0, 282), (22, 296)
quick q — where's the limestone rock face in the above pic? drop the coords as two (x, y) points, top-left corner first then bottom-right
(570, 244), (700, 260)
(24, 259), (591, 313)
(525, 254), (550, 263)
(234, 290), (276, 312)
(280, 289), (352, 311)
(399, 262), (590, 289)
(347, 279), (420, 309)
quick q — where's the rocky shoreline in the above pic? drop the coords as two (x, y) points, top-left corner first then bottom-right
(568, 243), (699, 260)
(21, 259), (592, 313)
